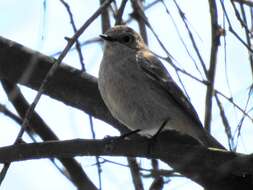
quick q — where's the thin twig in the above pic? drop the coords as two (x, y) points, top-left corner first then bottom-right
(239, 3), (253, 77)
(100, 0), (111, 33)
(222, 8), (233, 103)
(233, 0), (253, 7)
(127, 157), (144, 190)
(215, 90), (253, 121)
(125, 0), (161, 24)
(234, 86), (253, 149)
(59, 0), (86, 71)
(220, 0), (253, 53)
(115, 0), (128, 25)
(214, 94), (234, 151)
(204, 0), (220, 132)
(98, 157), (178, 178)
(51, 37), (101, 57)
(172, 0), (208, 77)
(157, 55), (209, 86)
(130, 0), (148, 43)
(129, 7), (192, 98)
(229, 26), (253, 53)
(160, 0), (205, 80)
(231, 1), (249, 30)
(89, 115), (103, 190)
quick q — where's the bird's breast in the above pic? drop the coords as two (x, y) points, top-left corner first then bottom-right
(98, 54), (169, 131)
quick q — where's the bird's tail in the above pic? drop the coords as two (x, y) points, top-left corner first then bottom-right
(199, 130), (226, 150)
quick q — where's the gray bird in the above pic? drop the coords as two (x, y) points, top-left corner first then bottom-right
(98, 25), (224, 149)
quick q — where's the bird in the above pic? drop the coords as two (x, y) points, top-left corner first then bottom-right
(98, 25), (224, 149)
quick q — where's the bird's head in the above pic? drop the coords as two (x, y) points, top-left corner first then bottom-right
(100, 25), (146, 50)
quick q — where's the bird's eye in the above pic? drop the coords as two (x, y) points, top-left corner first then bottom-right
(121, 35), (133, 44)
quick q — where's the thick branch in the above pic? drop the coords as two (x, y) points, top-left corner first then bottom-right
(0, 138), (252, 190)
(0, 36), (128, 134)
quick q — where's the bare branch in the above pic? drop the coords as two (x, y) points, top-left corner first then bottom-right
(172, 0), (208, 77)
(100, 0), (111, 33)
(127, 157), (144, 190)
(233, 0), (253, 7)
(1, 80), (97, 190)
(0, 138), (251, 190)
(130, 0), (148, 44)
(239, 3), (253, 77)
(59, 0), (86, 71)
(115, 0), (128, 25)
(215, 93), (234, 151)
(215, 90), (253, 121)
(204, 0), (220, 131)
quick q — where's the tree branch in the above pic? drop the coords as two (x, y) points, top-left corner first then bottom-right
(100, 0), (111, 33)
(0, 138), (251, 190)
(1, 80), (97, 190)
(204, 0), (220, 131)
(233, 0), (253, 6)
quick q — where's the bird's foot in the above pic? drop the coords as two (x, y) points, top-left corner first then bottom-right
(147, 119), (168, 154)
(103, 129), (141, 153)
(119, 129), (141, 139)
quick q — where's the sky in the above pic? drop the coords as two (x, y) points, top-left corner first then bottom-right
(0, 0), (252, 190)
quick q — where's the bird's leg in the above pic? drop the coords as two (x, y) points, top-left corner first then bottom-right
(104, 129), (141, 144)
(153, 119), (168, 139)
(147, 118), (169, 154)
(119, 129), (141, 139)
(103, 129), (141, 152)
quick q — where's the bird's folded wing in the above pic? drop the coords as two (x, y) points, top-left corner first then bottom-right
(136, 51), (202, 127)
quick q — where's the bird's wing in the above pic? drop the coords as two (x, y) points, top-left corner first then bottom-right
(136, 50), (202, 126)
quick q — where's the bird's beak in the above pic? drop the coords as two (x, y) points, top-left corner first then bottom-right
(99, 34), (115, 41)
